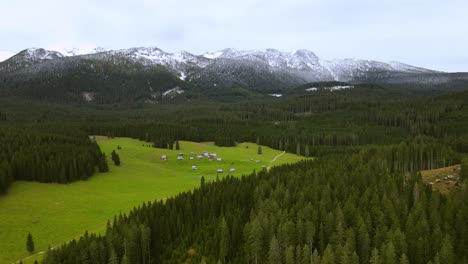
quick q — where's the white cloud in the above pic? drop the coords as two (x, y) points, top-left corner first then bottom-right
(0, 0), (467, 71)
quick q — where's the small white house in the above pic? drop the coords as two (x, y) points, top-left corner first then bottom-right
(217, 169), (223, 173)
(190, 152), (195, 156)
(256, 160), (261, 163)
(203, 152), (209, 157)
(190, 157), (194, 160)
(161, 155), (168, 160)
(197, 155), (204, 159)
(217, 158), (222, 161)
(177, 156), (184, 160)
(192, 166), (198, 170)
(229, 168), (236, 173)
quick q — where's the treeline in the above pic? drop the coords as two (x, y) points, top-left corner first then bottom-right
(41, 147), (468, 264)
(0, 126), (108, 194)
(3, 88), (468, 157)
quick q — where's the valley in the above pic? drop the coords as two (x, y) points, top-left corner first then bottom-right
(2, 2), (468, 263)
(0, 137), (304, 264)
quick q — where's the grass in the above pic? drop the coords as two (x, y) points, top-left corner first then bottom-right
(0, 137), (306, 264)
(420, 165), (462, 194)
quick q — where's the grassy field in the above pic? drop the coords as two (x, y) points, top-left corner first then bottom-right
(0, 137), (306, 264)
(420, 165), (462, 194)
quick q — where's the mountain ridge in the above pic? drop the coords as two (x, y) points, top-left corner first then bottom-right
(0, 46), (466, 104)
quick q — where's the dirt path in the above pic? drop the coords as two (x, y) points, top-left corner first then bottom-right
(271, 151), (286, 162)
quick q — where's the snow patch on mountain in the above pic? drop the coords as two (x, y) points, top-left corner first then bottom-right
(306, 85), (354, 92)
(202, 51), (223, 59)
(179, 71), (187, 81)
(162, 86), (184, 98)
(82, 92), (95, 102)
(268, 93), (283, 97)
(25, 48), (64, 61)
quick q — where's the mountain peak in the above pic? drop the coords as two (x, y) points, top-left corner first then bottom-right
(24, 48), (64, 60)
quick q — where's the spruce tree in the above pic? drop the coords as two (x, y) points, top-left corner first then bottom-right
(26, 232), (34, 254)
(108, 248), (119, 264)
(219, 217), (230, 263)
(370, 248), (380, 264)
(285, 245), (294, 264)
(439, 235), (455, 264)
(175, 141), (180, 150)
(267, 235), (281, 264)
(200, 176), (205, 188)
(258, 145), (262, 155)
(399, 253), (409, 264)
(111, 150), (121, 166)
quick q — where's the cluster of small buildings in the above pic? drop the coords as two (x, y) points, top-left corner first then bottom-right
(160, 151), (236, 174)
(162, 151), (222, 161)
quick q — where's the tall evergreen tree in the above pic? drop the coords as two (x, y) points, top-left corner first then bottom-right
(219, 217), (230, 263)
(267, 235), (281, 264)
(26, 233), (34, 254)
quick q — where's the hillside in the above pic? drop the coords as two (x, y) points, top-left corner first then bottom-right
(1, 47), (467, 104)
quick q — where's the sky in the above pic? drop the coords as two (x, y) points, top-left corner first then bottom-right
(0, 0), (467, 72)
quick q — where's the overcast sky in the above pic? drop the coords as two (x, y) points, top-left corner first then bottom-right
(1, 0), (467, 72)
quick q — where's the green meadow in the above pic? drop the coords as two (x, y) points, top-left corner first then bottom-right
(0, 137), (306, 263)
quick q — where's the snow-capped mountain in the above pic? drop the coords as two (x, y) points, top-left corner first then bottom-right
(0, 46), (439, 81)
(322, 59), (438, 82)
(0, 48), (64, 72)
(1, 46), (464, 104)
(0, 46), (441, 80)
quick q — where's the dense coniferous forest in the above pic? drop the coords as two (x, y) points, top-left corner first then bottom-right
(41, 150), (468, 264)
(0, 84), (467, 263)
(0, 127), (107, 194)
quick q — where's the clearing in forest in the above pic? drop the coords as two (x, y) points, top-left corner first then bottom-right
(0, 137), (306, 264)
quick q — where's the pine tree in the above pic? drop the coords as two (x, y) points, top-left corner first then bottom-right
(321, 245), (335, 264)
(384, 241), (397, 264)
(200, 176), (205, 188)
(296, 142), (301, 155)
(399, 253), (409, 264)
(439, 235), (455, 264)
(175, 141), (180, 150)
(302, 244), (311, 264)
(305, 144), (310, 157)
(258, 145), (262, 155)
(311, 249), (320, 264)
(285, 245), (294, 264)
(370, 248), (380, 264)
(219, 217), (230, 263)
(121, 254), (130, 264)
(26, 232), (34, 254)
(98, 153), (109, 172)
(108, 248), (119, 264)
(111, 150), (121, 166)
(267, 235), (281, 264)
